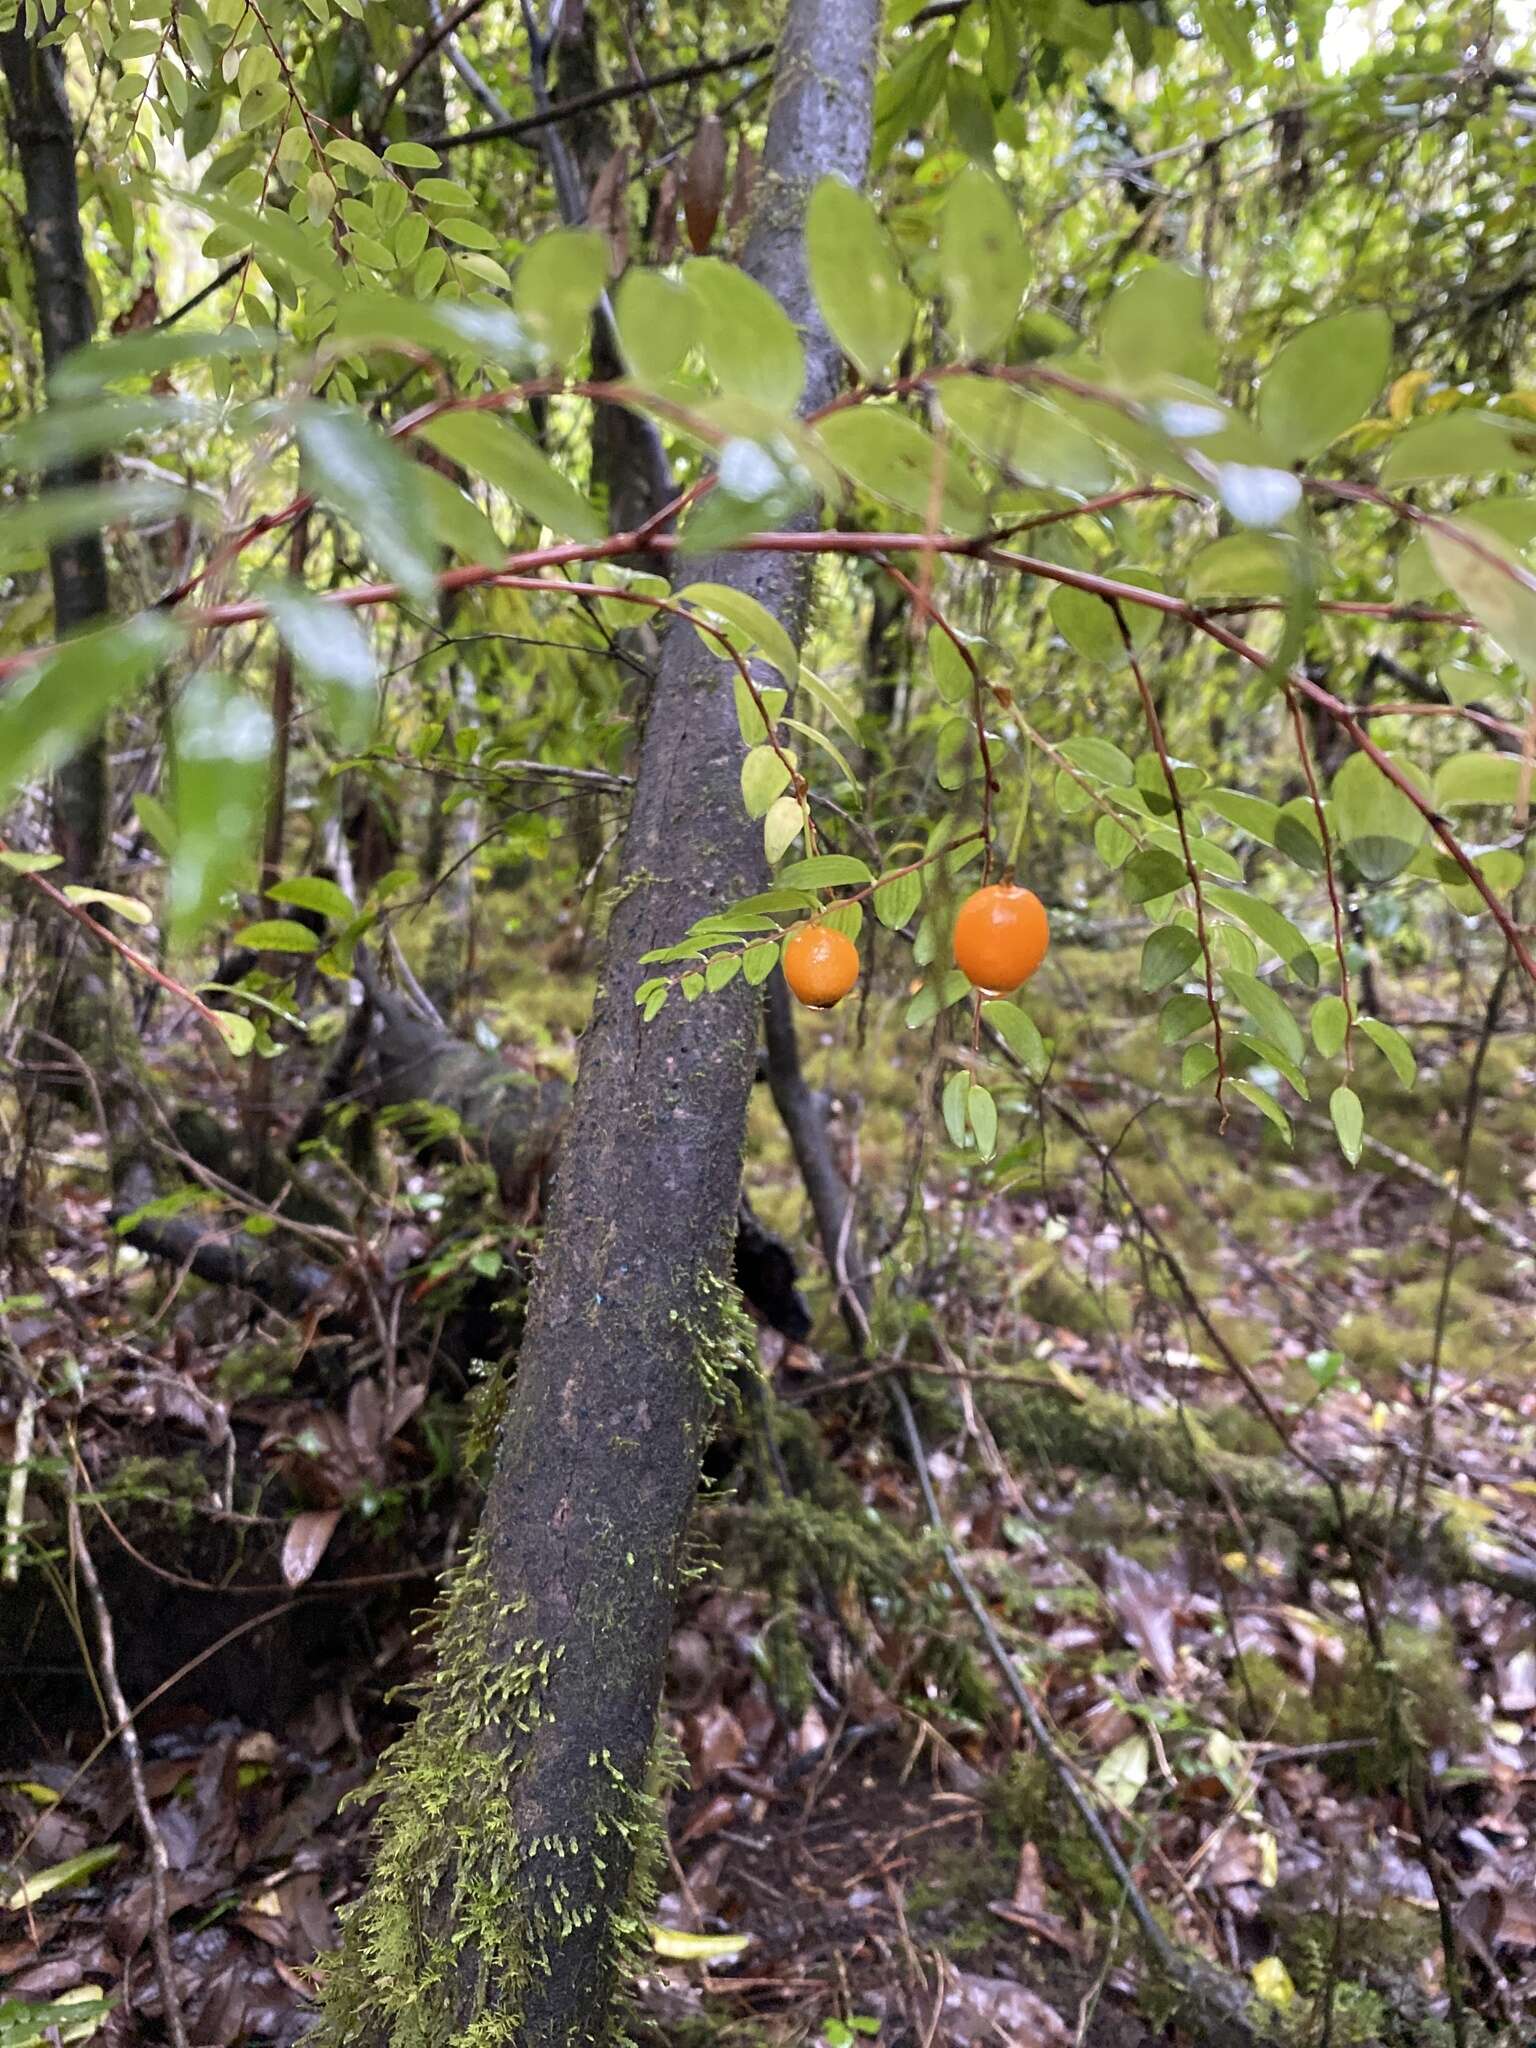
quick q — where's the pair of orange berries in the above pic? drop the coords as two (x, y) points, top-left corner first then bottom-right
(782, 882), (1049, 1010)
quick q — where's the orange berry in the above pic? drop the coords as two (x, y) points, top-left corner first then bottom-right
(782, 921), (860, 1009)
(953, 882), (1049, 995)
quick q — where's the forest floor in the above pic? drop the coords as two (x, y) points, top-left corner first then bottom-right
(2, 932), (1535, 2047)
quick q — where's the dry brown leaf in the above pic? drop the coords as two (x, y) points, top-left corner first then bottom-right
(682, 116), (725, 256)
(281, 1507), (342, 1590)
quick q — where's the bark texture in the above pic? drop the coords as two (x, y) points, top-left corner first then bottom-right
(1, 13), (111, 879)
(322, 15), (879, 2033)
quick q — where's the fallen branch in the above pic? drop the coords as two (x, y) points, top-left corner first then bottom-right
(985, 1375), (1536, 1606)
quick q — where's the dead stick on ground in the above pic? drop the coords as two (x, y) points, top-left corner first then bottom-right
(66, 1459), (190, 2048)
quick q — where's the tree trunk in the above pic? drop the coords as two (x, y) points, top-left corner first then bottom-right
(320, 2), (879, 2041)
(1, 13), (111, 882)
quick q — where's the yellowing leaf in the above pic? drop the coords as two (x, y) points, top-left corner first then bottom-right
(649, 1927), (751, 1962)
(4, 1843), (122, 1912)
(1094, 1734), (1149, 1811)
(1250, 1957), (1295, 2007)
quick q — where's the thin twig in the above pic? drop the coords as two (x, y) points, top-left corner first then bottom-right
(422, 40), (776, 152)
(1419, 946), (1513, 1514)
(66, 1463), (190, 2048)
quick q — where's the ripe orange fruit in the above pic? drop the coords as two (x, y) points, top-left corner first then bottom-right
(953, 882), (1049, 994)
(782, 921), (860, 1009)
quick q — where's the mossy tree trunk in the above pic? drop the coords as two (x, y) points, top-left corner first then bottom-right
(1, 12), (111, 883)
(321, 5), (880, 2043)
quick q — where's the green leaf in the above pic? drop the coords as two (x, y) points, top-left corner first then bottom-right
(942, 1067), (973, 1146)
(1048, 575), (1162, 665)
(937, 377), (1112, 493)
(0, 614), (179, 813)
(1140, 923), (1201, 992)
(1124, 848), (1188, 903)
(741, 745), (792, 819)
(1182, 1042), (1218, 1087)
(686, 256), (805, 412)
(1186, 533), (1296, 598)
(1257, 310), (1392, 462)
(1231, 1077), (1292, 1142)
(0, 850), (62, 873)
(776, 854), (872, 890)
(1223, 968), (1305, 1067)
(1310, 994), (1349, 1058)
(675, 582), (799, 684)
(1425, 519), (1536, 675)
(1434, 752), (1528, 808)
(3, 1845), (121, 1912)
(265, 585), (378, 749)
(816, 406), (984, 529)
(873, 868), (922, 930)
(415, 465), (507, 568)
(269, 875), (354, 922)
(937, 165), (1029, 358)
(1200, 789), (1280, 844)
(1330, 750), (1429, 883)
(734, 677), (787, 743)
(514, 228), (608, 365)
(0, 480), (195, 570)
(0, 1986), (112, 2047)
(415, 410), (604, 544)
(1058, 736), (1135, 784)
(1101, 262), (1218, 391)
(1330, 1084), (1364, 1167)
(1275, 796), (1327, 874)
(1094, 814), (1133, 868)
(297, 407), (437, 600)
(329, 294), (533, 370)
(1230, 1031), (1310, 1101)
(169, 673), (270, 948)
(806, 177), (914, 381)
(236, 918), (319, 953)
(1160, 992), (1212, 1043)
(61, 886), (152, 926)
(182, 184), (335, 286)
(384, 141), (441, 168)
(1381, 410), (1532, 485)
(1359, 1016), (1416, 1088)
(764, 795), (805, 866)
(1433, 844), (1524, 914)
(743, 939), (782, 984)
(968, 1081), (998, 1159)
(1203, 885), (1312, 978)
(982, 997), (1048, 1079)
(905, 969), (971, 1028)
(613, 269), (696, 387)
